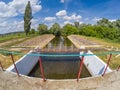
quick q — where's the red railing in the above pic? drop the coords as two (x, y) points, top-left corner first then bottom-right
(38, 57), (46, 82)
(10, 54), (20, 77)
(102, 54), (112, 76)
(77, 51), (88, 82)
(0, 51), (119, 82)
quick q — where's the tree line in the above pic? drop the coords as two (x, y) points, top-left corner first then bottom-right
(24, 1), (120, 42)
(36, 18), (120, 42)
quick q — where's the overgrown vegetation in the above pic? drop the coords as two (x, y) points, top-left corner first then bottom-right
(36, 18), (120, 43)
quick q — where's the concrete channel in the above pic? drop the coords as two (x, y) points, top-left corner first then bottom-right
(0, 35), (120, 90)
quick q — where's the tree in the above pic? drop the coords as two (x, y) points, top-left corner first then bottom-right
(30, 28), (35, 34)
(24, 1), (33, 36)
(62, 24), (79, 36)
(97, 18), (111, 27)
(74, 22), (79, 29)
(49, 23), (61, 36)
(37, 24), (47, 34)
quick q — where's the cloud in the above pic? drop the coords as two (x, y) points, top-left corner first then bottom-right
(92, 17), (102, 22)
(109, 19), (116, 22)
(56, 10), (67, 17)
(0, 0), (42, 18)
(63, 14), (82, 21)
(0, 18), (40, 34)
(64, 21), (72, 25)
(44, 17), (56, 22)
(0, 20), (24, 34)
(60, 0), (64, 3)
(0, 2), (18, 18)
(56, 10), (82, 22)
(9, 0), (42, 14)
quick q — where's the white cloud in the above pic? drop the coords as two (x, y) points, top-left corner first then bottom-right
(63, 21), (83, 25)
(44, 17), (56, 22)
(0, 18), (40, 34)
(64, 21), (72, 25)
(56, 10), (82, 21)
(60, 0), (64, 3)
(92, 17), (102, 22)
(63, 14), (82, 21)
(0, 0), (42, 18)
(0, 20), (24, 34)
(9, 0), (42, 14)
(109, 19), (116, 22)
(56, 10), (67, 17)
(0, 2), (18, 18)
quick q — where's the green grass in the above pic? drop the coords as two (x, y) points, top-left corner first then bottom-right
(78, 35), (120, 49)
(0, 33), (26, 43)
(0, 33), (40, 47)
(0, 32), (39, 43)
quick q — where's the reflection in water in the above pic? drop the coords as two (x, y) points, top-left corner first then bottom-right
(44, 36), (77, 51)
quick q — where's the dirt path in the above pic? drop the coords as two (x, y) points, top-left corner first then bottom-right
(14, 34), (55, 49)
(68, 35), (103, 49)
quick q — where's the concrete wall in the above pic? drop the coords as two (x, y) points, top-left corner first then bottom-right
(6, 51), (39, 75)
(80, 50), (112, 76)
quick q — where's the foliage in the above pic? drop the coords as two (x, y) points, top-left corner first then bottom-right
(62, 24), (79, 36)
(29, 28), (35, 34)
(49, 23), (61, 37)
(37, 24), (48, 34)
(35, 18), (119, 43)
(24, 1), (32, 36)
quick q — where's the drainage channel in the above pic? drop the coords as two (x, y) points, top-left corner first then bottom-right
(28, 36), (91, 79)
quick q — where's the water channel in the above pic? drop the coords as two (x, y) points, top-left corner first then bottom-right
(29, 36), (91, 79)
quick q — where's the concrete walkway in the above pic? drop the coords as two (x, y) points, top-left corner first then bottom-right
(0, 68), (120, 90)
(68, 35), (102, 49)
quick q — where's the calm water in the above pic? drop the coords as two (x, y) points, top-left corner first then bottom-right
(43, 36), (77, 52)
(29, 36), (91, 79)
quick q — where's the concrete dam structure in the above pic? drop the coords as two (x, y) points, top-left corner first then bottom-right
(0, 36), (120, 90)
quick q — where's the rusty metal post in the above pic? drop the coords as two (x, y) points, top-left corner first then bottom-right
(10, 54), (20, 77)
(0, 61), (4, 71)
(77, 55), (85, 82)
(77, 50), (88, 82)
(39, 57), (46, 82)
(102, 54), (112, 76)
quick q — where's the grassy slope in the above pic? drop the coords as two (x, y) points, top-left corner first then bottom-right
(77, 35), (120, 48)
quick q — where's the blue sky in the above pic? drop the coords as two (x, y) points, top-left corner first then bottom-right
(0, 0), (120, 34)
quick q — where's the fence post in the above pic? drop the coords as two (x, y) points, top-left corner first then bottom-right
(102, 54), (112, 76)
(39, 57), (46, 82)
(77, 51), (87, 82)
(0, 61), (4, 71)
(10, 54), (20, 77)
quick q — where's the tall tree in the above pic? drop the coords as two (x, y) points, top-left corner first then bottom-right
(24, 1), (33, 36)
